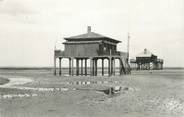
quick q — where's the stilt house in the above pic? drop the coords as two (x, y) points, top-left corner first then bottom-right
(54, 26), (131, 76)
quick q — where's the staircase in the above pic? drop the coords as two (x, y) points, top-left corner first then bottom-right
(119, 58), (131, 75)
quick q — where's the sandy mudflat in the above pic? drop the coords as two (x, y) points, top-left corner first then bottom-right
(0, 77), (9, 85)
(0, 69), (184, 117)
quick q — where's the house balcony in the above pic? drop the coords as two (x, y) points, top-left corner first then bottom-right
(55, 49), (128, 58)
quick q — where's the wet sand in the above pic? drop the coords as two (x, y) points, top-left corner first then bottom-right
(0, 77), (9, 85)
(0, 69), (184, 117)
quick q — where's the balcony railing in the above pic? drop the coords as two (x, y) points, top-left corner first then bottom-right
(55, 49), (128, 58)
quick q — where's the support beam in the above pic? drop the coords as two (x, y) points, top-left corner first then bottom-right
(113, 58), (115, 75)
(119, 58), (122, 76)
(90, 58), (93, 76)
(54, 57), (56, 75)
(76, 59), (79, 76)
(71, 58), (74, 76)
(81, 59), (83, 76)
(95, 59), (98, 76)
(85, 59), (87, 76)
(108, 57), (111, 76)
(93, 59), (96, 76)
(111, 58), (113, 76)
(59, 57), (62, 76)
(93, 59), (95, 76)
(69, 58), (71, 75)
(137, 63), (140, 70)
(148, 63), (150, 70)
(102, 58), (104, 76)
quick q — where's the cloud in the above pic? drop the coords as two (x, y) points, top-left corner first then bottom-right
(0, 0), (38, 25)
(0, 0), (33, 16)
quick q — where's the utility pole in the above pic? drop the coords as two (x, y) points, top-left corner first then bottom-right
(127, 32), (130, 61)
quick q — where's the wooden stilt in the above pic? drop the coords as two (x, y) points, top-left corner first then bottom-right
(102, 58), (104, 76)
(113, 58), (115, 75)
(69, 58), (71, 75)
(93, 59), (95, 76)
(81, 59), (83, 76)
(111, 58), (113, 76)
(90, 58), (93, 76)
(95, 59), (98, 76)
(93, 59), (96, 76)
(76, 59), (79, 76)
(119, 58), (121, 75)
(54, 57), (56, 75)
(59, 57), (62, 76)
(109, 57), (111, 76)
(71, 58), (74, 76)
(85, 59), (87, 76)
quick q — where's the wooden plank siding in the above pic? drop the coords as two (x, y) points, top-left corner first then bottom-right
(59, 41), (118, 57)
(64, 43), (99, 57)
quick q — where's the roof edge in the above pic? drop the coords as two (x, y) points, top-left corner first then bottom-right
(64, 37), (121, 43)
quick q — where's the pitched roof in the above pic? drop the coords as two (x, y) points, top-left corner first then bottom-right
(64, 26), (121, 43)
(136, 49), (156, 57)
(66, 32), (106, 39)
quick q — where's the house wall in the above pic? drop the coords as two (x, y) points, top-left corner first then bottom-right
(64, 43), (99, 57)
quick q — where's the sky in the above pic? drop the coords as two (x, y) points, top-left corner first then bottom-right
(0, 0), (184, 67)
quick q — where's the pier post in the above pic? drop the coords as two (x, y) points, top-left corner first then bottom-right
(76, 58), (79, 76)
(119, 58), (121, 75)
(59, 57), (62, 76)
(102, 58), (104, 76)
(96, 59), (98, 76)
(71, 58), (74, 76)
(113, 58), (115, 75)
(81, 59), (83, 76)
(94, 59), (97, 76)
(90, 58), (93, 76)
(85, 59), (87, 76)
(111, 58), (113, 76)
(93, 59), (95, 76)
(54, 57), (56, 75)
(69, 58), (71, 75)
(108, 57), (112, 76)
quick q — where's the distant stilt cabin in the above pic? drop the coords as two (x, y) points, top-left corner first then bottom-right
(130, 49), (164, 70)
(54, 26), (131, 76)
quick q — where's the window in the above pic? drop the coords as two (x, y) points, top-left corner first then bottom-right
(103, 47), (106, 51)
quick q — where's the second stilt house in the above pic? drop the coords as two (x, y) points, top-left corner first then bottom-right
(130, 49), (164, 70)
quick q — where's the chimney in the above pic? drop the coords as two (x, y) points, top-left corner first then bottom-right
(144, 48), (147, 54)
(87, 26), (91, 33)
